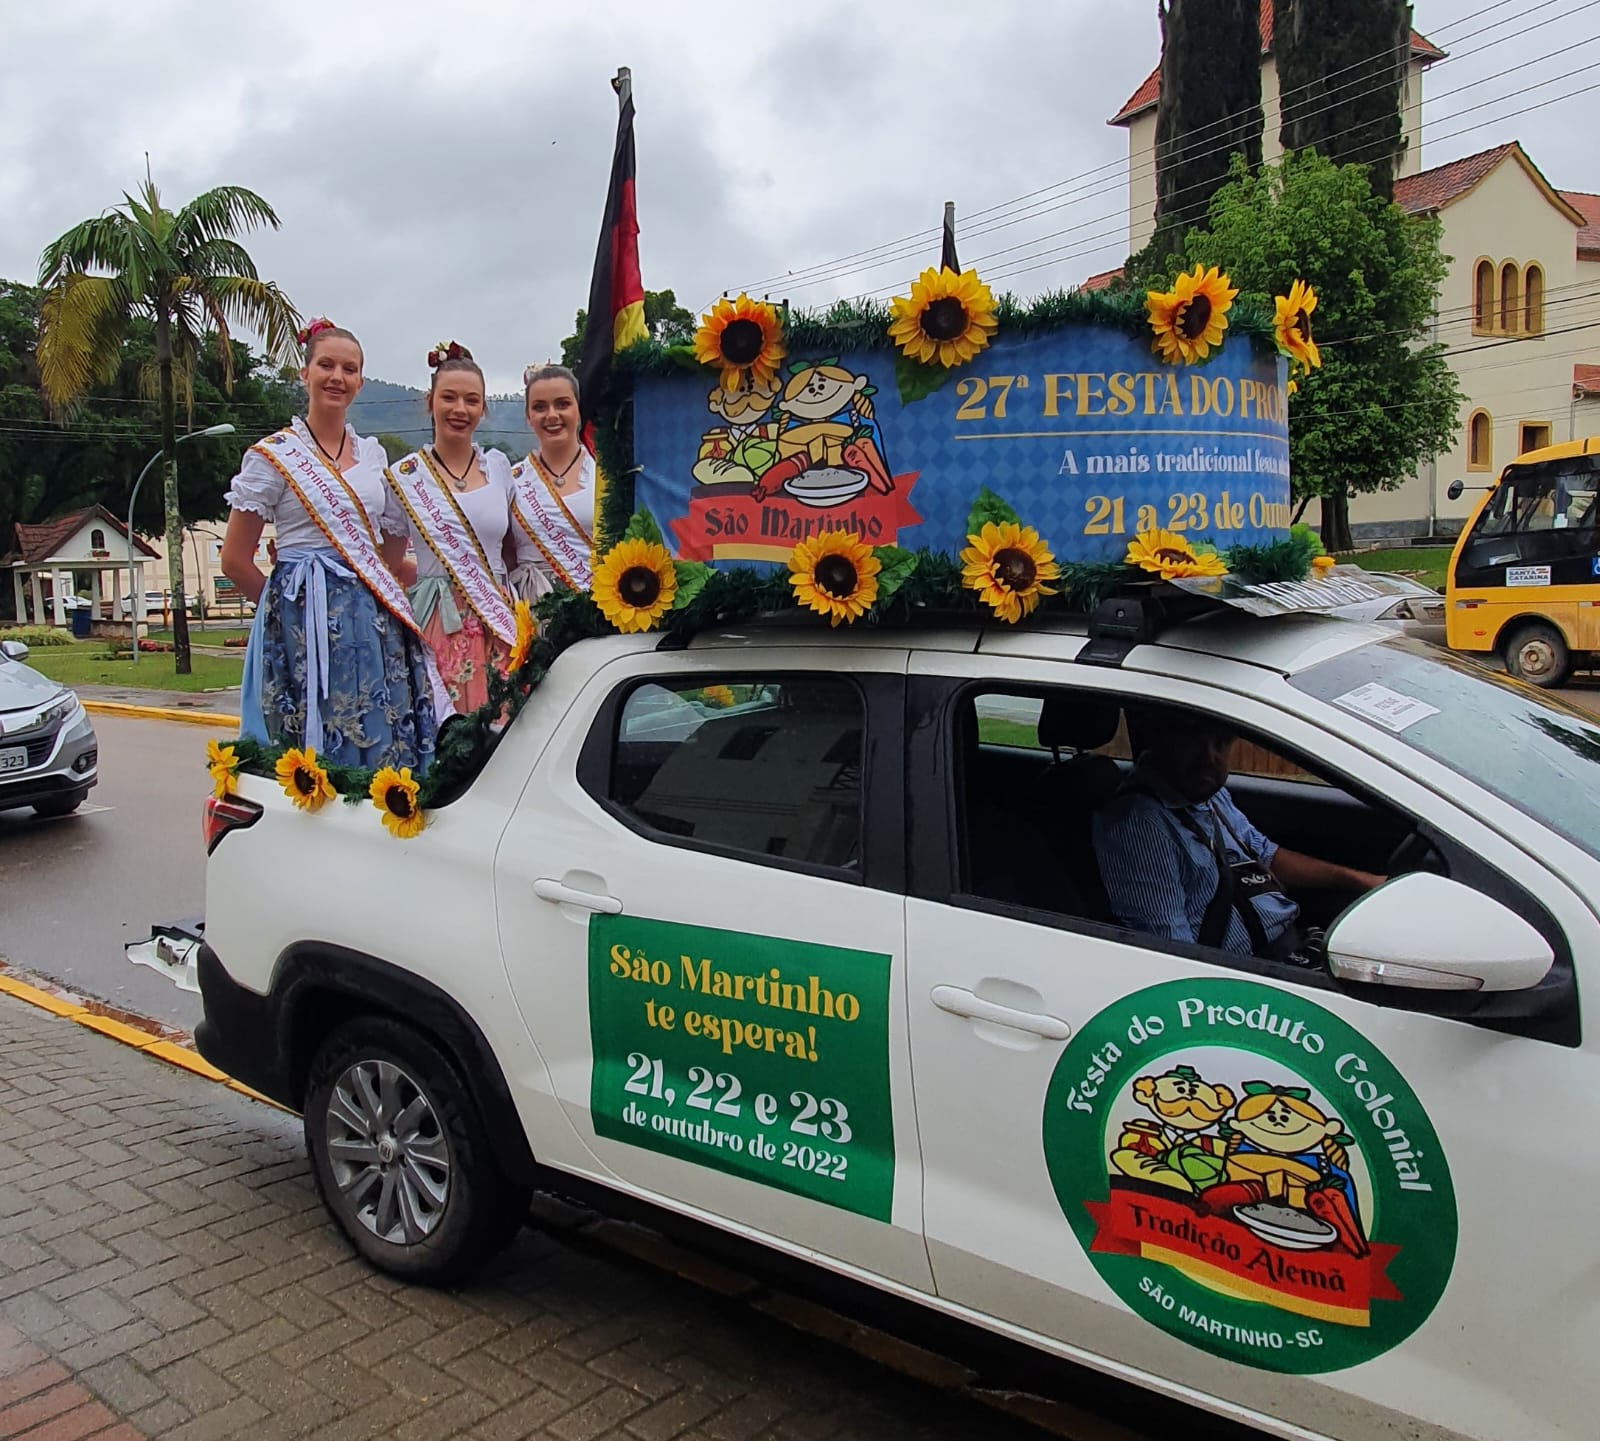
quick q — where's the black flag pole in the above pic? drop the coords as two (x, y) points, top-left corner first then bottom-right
(941, 200), (959, 272)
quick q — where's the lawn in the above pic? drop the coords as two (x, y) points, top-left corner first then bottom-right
(148, 627), (251, 646)
(1348, 546), (1452, 592)
(18, 640), (243, 692)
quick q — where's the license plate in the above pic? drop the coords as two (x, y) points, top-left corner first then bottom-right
(0, 747), (27, 773)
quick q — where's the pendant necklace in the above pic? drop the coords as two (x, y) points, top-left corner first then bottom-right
(307, 424), (348, 472)
(541, 447), (583, 488)
(431, 447), (476, 491)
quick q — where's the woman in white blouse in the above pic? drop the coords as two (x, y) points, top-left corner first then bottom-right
(379, 344), (517, 715)
(219, 320), (441, 770)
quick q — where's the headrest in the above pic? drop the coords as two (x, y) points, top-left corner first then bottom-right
(1037, 693), (1121, 753)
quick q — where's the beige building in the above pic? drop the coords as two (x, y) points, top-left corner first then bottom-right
(1097, 4), (1600, 539)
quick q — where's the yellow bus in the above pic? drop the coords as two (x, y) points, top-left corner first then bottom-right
(1445, 437), (1600, 687)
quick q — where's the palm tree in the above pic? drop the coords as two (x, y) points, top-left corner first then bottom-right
(36, 173), (300, 673)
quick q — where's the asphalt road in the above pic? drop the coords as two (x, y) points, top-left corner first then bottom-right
(0, 712), (206, 1028)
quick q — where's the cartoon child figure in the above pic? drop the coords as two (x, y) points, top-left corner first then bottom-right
(1111, 1064), (1234, 1193)
(751, 359), (893, 500)
(1224, 1082), (1365, 1250)
(692, 377), (780, 488)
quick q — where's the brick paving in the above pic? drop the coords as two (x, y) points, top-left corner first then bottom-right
(0, 993), (1048, 1441)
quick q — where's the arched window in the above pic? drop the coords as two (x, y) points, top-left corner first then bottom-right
(1524, 263), (1545, 335)
(89, 528), (106, 550)
(1500, 262), (1521, 333)
(1468, 410), (1493, 472)
(1474, 259), (1495, 331)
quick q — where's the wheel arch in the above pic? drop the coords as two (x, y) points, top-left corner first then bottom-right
(273, 943), (539, 1187)
(1492, 610), (1574, 654)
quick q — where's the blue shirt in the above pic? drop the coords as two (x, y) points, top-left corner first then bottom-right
(1093, 759), (1300, 955)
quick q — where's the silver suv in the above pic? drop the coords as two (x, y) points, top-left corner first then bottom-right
(0, 640), (98, 817)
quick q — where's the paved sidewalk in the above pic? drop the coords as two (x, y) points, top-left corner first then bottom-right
(74, 687), (239, 718)
(0, 994), (1047, 1441)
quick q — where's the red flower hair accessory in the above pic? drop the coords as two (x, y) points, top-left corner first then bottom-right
(428, 340), (468, 369)
(296, 317), (336, 348)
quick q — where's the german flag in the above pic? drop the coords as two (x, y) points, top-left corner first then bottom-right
(576, 86), (649, 419)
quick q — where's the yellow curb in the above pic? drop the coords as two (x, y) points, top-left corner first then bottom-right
(144, 1040), (229, 1081)
(0, 974), (87, 1017)
(82, 700), (237, 727)
(74, 1013), (164, 1047)
(227, 1079), (297, 1114)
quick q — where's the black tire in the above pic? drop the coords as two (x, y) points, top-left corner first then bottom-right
(1503, 621), (1571, 688)
(303, 1016), (530, 1285)
(32, 792), (85, 818)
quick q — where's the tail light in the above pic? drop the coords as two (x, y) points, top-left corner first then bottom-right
(203, 795), (262, 853)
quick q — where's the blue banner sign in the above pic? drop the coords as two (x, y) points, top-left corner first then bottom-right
(633, 325), (1290, 567)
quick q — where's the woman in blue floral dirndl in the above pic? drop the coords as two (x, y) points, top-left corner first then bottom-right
(219, 319), (447, 771)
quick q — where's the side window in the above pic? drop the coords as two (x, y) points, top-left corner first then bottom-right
(958, 687), (1404, 944)
(606, 677), (863, 870)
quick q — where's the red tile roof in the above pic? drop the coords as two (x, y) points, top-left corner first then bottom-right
(1561, 190), (1600, 257)
(1575, 364), (1600, 395)
(1110, 3), (1445, 125)
(1393, 143), (1517, 214)
(7, 506), (159, 567)
(1080, 266), (1125, 292)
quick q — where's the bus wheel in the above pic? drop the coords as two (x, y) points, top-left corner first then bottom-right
(1504, 622), (1571, 688)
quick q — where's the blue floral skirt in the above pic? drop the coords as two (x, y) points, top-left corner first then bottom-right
(243, 555), (437, 772)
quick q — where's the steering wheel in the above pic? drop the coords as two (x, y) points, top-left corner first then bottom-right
(1384, 829), (1445, 877)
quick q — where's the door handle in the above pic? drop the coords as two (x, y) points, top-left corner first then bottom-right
(930, 985), (1071, 1040)
(533, 878), (623, 914)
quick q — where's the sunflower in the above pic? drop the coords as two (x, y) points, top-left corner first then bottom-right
(1287, 379), (1299, 397)
(693, 294), (786, 393)
(1125, 529), (1229, 580)
(1273, 279), (1321, 372)
(701, 684), (737, 708)
(369, 766), (425, 839)
(593, 539), (678, 633)
(206, 739), (239, 800)
(1147, 264), (1237, 365)
(1311, 554), (1337, 574)
(507, 598), (535, 672)
(275, 747), (335, 812)
(959, 521), (1061, 623)
(788, 531), (881, 626)
(889, 267), (999, 368)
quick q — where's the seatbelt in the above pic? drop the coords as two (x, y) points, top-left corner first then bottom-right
(1173, 806), (1276, 957)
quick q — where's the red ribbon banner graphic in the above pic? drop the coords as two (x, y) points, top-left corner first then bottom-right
(1085, 1187), (1402, 1327)
(670, 474), (923, 564)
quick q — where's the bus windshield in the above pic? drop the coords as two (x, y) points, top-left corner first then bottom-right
(1290, 638), (1600, 863)
(1456, 455), (1600, 585)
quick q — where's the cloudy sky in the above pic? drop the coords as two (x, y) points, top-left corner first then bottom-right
(3, 0), (1593, 406)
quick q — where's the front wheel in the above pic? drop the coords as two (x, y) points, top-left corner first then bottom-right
(303, 1017), (529, 1284)
(1503, 622), (1571, 688)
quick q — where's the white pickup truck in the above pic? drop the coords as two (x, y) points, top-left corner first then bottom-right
(194, 610), (1600, 1441)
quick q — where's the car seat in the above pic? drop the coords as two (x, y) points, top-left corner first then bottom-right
(1034, 694), (1125, 921)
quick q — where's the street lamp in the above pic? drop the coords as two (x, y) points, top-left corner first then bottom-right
(127, 424), (235, 664)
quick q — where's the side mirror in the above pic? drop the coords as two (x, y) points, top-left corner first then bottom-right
(1446, 479), (1465, 502)
(1, 639), (29, 661)
(1326, 873), (1552, 992)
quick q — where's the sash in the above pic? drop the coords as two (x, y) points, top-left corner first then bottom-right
(253, 430), (452, 723)
(385, 450), (517, 645)
(509, 452), (595, 591)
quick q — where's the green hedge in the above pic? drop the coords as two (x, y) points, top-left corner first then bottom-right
(0, 625), (75, 648)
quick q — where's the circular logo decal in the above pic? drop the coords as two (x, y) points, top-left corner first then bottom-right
(1043, 979), (1456, 1374)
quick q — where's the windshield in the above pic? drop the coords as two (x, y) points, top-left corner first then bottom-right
(1290, 638), (1600, 861)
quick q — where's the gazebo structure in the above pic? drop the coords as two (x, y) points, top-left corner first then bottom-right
(3, 505), (162, 627)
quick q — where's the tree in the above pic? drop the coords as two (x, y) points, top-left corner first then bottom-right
(1183, 152), (1460, 551)
(558, 288), (696, 369)
(1141, 0), (1264, 271)
(375, 433), (411, 463)
(36, 173), (299, 672)
(1274, 0), (1409, 202)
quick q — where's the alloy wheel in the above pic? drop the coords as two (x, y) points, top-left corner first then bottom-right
(324, 1058), (451, 1245)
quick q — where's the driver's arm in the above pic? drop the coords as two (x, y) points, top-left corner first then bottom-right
(1269, 847), (1386, 895)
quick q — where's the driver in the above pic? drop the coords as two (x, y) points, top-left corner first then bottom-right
(1093, 711), (1385, 962)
